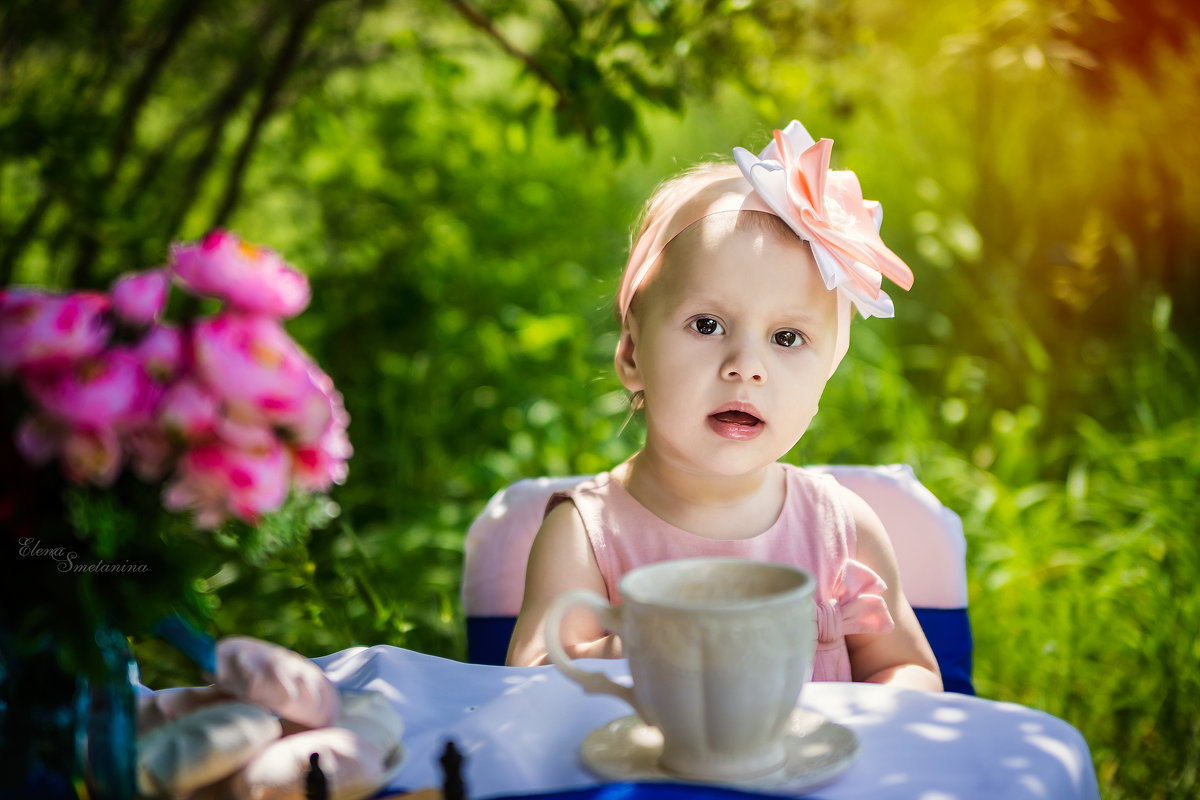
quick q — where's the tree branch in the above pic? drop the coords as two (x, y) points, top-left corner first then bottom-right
(67, 1), (205, 286)
(120, 48), (266, 220)
(160, 61), (262, 239)
(444, 0), (590, 141)
(211, 0), (324, 228)
(107, 0), (204, 181)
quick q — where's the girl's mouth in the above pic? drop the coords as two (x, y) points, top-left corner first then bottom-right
(708, 409), (764, 440)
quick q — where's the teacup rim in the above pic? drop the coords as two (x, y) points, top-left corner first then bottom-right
(618, 556), (815, 613)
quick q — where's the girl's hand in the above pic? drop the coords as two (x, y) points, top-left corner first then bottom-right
(839, 485), (944, 692)
(550, 633), (624, 662)
(506, 501), (614, 666)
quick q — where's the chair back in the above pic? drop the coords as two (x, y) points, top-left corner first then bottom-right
(462, 465), (973, 693)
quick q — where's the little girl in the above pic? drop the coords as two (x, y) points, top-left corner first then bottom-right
(506, 121), (942, 691)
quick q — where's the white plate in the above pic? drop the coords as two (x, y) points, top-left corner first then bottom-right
(581, 709), (859, 794)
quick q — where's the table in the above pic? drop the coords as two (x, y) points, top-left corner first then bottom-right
(314, 646), (1100, 800)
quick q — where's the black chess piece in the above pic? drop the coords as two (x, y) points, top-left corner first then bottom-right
(306, 752), (328, 800)
(440, 740), (466, 800)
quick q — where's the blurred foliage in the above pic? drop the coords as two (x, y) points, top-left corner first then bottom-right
(4, 1), (1200, 797)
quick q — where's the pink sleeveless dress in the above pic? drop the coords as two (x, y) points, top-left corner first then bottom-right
(547, 464), (895, 682)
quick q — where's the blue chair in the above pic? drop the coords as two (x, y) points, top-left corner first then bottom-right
(462, 464), (974, 694)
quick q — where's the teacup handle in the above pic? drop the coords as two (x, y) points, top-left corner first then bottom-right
(544, 590), (636, 709)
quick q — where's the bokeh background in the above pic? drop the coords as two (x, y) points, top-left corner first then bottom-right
(3, 1), (1198, 796)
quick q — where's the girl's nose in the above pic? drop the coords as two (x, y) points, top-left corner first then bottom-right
(722, 340), (767, 384)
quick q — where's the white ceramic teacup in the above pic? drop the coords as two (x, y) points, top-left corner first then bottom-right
(544, 557), (817, 781)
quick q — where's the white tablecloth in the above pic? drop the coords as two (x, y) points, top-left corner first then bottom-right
(314, 646), (1100, 800)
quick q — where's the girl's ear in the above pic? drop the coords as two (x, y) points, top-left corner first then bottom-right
(614, 320), (644, 393)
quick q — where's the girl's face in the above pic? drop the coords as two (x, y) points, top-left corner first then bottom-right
(618, 217), (838, 479)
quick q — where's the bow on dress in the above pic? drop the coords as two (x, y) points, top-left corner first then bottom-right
(812, 558), (896, 682)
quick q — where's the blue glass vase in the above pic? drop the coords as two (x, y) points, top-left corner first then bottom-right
(0, 626), (137, 800)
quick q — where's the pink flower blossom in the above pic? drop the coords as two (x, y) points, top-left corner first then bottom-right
(126, 381), (166, 430)
(24, 348), (153, 431)
(291, 423), (352, 492)
(0, 289), (111, 375)
(14, 412), (128, 487)
(125, 424), (175, 482)
(249, 352), (349, 447)
(15, 414), (62, 466)
(163, 439), (291, 528)
(133, 323), (185, 382)
(192, 313), (325, 437)
(111, 268), (170, 325)
(61, 427), (123, 486)
(272, 378), (335, 445)
(4, 235), (347, 528)
(170, 230), (310, 318)
(289, 360), (351, 491)
(158, 379), (219, 442)
(213, 414), (276, 450)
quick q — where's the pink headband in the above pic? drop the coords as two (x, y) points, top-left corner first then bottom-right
(617, 121), (914, 377)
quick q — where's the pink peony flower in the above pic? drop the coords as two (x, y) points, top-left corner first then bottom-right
(133, 323), (185, 382)
(15, 410), (128, 487)
(163, 439), (291, 528)
(0, 289), (111, 375)
(192, 313), (325, 437)
(125, 380), (167, 430)
(291, 423), (352, 492)
(289, 359), (351, 491)
(247, 351), (349, 447)
(272, 378), (335, 445)
(5, 236), (347, 528)
(61, 427), (123, 486)
(158, 379), (219, 442)
(111, 268), (170, 326)
(213, 413), (276, 450)
(125, 424), (176, 482)
(15, 414), (63, 466)
(170, 230), (310, 318)
(24, 348), (154, 431)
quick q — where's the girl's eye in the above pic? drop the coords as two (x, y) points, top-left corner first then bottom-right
(691, 317), (724, 336)
(773, 330), (803, 348)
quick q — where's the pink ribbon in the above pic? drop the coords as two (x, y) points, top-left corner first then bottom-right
(816, 558), (895, 644)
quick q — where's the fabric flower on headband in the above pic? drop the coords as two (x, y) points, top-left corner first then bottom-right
(733, 121), (914, 318)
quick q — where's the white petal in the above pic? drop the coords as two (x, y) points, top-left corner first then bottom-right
(843, 265), (895, 317)
(865, 200), (884, 232)
(744, 162), (789, 212)
(846, 259), (884, 293)
(852, 290), (896, 319)
(809, 243), (845, 291)
(819, 251), (896, 319)
(778, 120), (817, 152)
(732, 146), (764, 173)
(757, 136), (780, 162)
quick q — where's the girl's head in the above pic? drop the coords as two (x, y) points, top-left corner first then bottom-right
(612, 122), (914, 469)
(616, 122), (914, 379)
(616, 204), (839, 474)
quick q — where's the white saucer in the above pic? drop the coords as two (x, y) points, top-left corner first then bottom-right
(581, 709), (859, 793)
